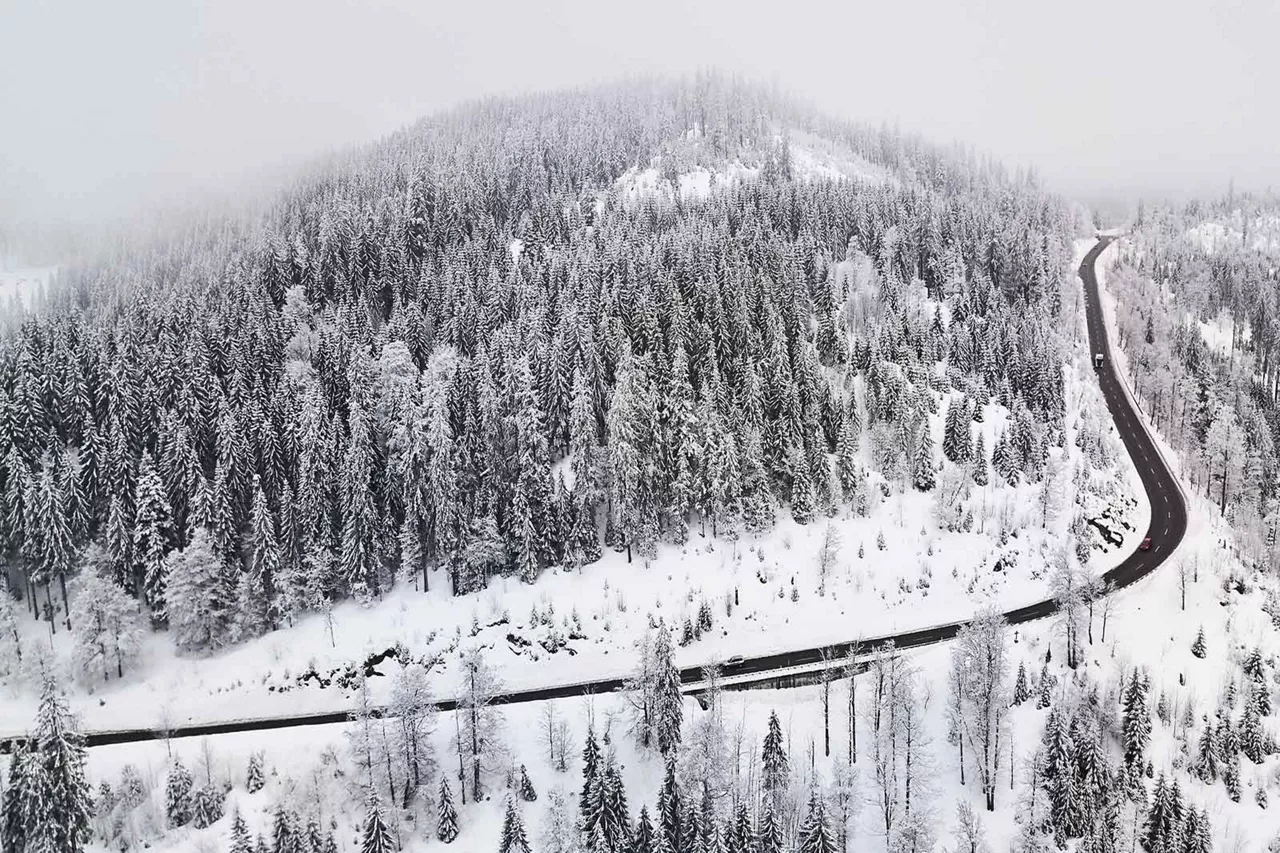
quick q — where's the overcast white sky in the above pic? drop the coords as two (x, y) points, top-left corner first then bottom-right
(2, 0), (1277, 226)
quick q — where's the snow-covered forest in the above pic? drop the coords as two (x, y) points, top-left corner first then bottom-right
(0, 75), (1083, 660)
(9, 76), (1280, 853)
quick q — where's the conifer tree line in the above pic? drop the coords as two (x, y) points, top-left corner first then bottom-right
(0, 74), (1074, 653)
(1109, 199), (1280, 567)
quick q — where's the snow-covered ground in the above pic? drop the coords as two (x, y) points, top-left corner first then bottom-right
(76, 490), (1277, 853)
(613, 128), (892, 206)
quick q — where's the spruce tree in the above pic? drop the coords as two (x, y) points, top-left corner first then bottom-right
(230, 808), (253, 853)
(762, 710), (789, 800)
(796, 787), (836, 853)
(633, 805), (657, 853)
(1224, 753), (1242, 802)
(1013, 662), (1030, 705)
(758, 803), (783, 853)
(912, 424), (937, 491)
(360, 789), (396, 853)
(437, 776), (459, 843)
(271, 804), (296, 853)
(658, 757), (682, 853)
(133, 451), (174, 620)
(165, 526), (230, 652)
(28, 671), (93, 850)
(498, 797), (532, 853)
(1121, 670), (1151, 772)
(653, 626), (684, 755)
(190, 784), (222, 829)
(166, 756), (194, 827)
(970, 430), (989, 486)
(1240, 688), (1266, 764)
(1193, 722), (1219, 781)
(246, 751), (266, 792)
(518, 764), (538, 802)
(1, 741), (35, 853)
(581, 725), (601, 830)
(1190, 627), (1206, 659)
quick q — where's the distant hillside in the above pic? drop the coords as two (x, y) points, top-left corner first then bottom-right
(0, 74), (1079, 661)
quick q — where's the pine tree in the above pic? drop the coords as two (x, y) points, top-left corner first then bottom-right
(1193, 722), (1219, 781)
(912, 424), (937, 491)
(762, 710), (789, 800)
(27, 673), (93, 853)
(633, 805), (657, 853)
(1121, 670), (1151, 772)
(437, 775), (459, 843)
(1037, 666), (1053, 709)
(230, 808), (253, 853)
(1191, 627), (1206, 659)
(499, 797), (532, 853)
(1240, 688), (1266, 764)
(758, 803), (783, 853)
(1013, 662), (1030, 705)
(796, 787), (836, 853)
(133, 451), (174, 620)
(518, 764), (538, 802)
(970, 430), (988, 486)
(165, 526), (231, 651)
(342, 408), (382, 601)
(271, 804), (297, 853)
(602, 754), (631, 852)
(727, 802), (753, 853)
(789, 446), (816, 524)
(248, 477), (281, 630)
(658, 757), (682, 853)
(166, 756), (194, 827)
(1224, 753), (1242, 802)
(190, 784), (222, 829)
(1, 741), (35, 853)
(1142, 774), (1178, 853)
(360, 789), (396, 853)
(653, 625), (684, 756)
(246, 751), (266, 792)
(581, 725), (602, 834)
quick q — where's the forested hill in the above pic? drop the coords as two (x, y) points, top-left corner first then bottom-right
(0, 75), (1075, 653)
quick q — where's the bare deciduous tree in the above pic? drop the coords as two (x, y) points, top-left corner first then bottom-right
(454, 647), (505, 801)
(949, 607), (1010, 811)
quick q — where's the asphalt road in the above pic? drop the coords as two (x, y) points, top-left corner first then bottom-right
(6, 237), (1187, 751)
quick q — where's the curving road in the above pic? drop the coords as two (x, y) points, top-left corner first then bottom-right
(4, 237), (1187, 751)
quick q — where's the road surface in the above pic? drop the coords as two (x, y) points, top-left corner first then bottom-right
(4, 237), (1187, 751)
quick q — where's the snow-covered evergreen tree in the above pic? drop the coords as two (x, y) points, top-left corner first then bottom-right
(437, 775), (460, 843)
(360, 789), (396, 853)
(165, 756), (194, 827)
(499, 797), (532, 853)
(762, 709), (789, 801)
(797, 787), (836, 853)
(163, 526), (230, 652)
(130, 452), (174, 621)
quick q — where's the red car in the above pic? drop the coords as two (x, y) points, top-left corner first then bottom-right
(1139, 537), (1152, 551)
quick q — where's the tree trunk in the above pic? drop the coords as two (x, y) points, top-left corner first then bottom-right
(44, 584), (56, 635)
(823, 678), (830, 758)
(59, 571), (71, 630)
(470, 670), (481, 799)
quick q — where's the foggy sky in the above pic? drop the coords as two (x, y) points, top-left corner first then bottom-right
(3, 0), (1277, 228)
